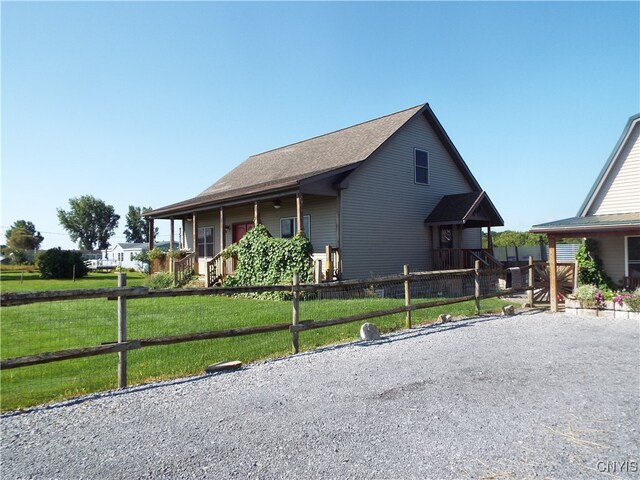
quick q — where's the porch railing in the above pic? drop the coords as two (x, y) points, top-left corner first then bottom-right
(205, 252), (236, 288)
(624, 276), (640, 290)
(324, 246), (341, 281)
(433, 249), (502, 270)
(173, 252), (197, 286)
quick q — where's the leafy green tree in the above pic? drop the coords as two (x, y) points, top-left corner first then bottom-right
(124, 206), (157, 243)
(57, 195), (120, 250)
(5, 220), (44, 251)
(491, 230), (547, 247)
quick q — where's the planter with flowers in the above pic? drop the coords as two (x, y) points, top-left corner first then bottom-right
(565, 285), (640, 319)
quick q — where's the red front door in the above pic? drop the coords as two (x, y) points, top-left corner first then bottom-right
(233, 222), (254, 244)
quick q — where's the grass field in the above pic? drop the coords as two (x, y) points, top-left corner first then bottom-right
(1, 271), (510, 411)
(1, 269), (147, 292)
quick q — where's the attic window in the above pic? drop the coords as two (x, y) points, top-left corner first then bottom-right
(415, 149), (429, 185)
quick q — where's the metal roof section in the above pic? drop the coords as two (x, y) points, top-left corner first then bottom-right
(530, 212), (640, 235)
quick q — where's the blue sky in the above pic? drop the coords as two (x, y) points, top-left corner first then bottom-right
(2, 1), (639, 250)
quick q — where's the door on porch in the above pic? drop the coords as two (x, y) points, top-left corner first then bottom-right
(233, 222), (254, 243)
(232, 222), (254, 269)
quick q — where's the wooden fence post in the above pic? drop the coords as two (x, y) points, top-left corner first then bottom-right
(117, 273), (127, 389)
(528, 256), (534, 308)
(474, 260), (481, 315)
(404, 264), (412, 329)
(292, 272), (300, 354)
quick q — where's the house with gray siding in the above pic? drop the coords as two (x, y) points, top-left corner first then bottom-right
(531, 113), (640, 304)
(146, 103), (504, 283)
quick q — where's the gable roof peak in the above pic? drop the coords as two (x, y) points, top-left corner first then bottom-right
(197, 102), (428, 198)
(578, 112), (640, 216)
(249, 103), (428, 159)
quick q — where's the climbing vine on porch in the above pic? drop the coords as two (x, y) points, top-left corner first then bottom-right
(576, 239), (613, 288)
(222, 224), (313, 290)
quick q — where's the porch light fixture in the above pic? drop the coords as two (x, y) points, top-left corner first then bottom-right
(273, 200), (281, 209)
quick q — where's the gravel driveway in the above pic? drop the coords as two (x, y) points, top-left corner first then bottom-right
(2, 310), (639, 479)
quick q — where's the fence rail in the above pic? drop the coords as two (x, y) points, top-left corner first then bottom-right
(1, 262), (537, 407)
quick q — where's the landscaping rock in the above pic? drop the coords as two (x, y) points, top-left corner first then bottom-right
(205, 361), (242, 374)
(360, 323), (381, 341)
(502, 305), (515, 316)
(438, 314), (453, 323)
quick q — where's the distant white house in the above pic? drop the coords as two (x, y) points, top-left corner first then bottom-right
(101, 242), (172, 271)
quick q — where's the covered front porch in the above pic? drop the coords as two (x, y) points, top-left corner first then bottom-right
(147, 189), (343, 287)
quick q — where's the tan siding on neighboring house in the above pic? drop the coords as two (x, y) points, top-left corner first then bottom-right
(341, 113), (477, 279)
(597, 236), (626, 285)
(588, 123), (640, 215)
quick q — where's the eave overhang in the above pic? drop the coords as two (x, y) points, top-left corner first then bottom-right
(530, 213), (640, 238)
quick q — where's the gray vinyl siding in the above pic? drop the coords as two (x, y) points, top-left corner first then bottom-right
(341, 113), (477, 279)
(595, 236), (626, 286)
(588, 122), (640, 215)
(259, 196), (337, 253)
(462, 228), (481, 249)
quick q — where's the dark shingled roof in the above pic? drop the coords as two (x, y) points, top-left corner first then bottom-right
(146, 103), (482, 218)
(199, 104), (424, 198)
(530, 212), (640, 236)
(424, 191), (504, 227)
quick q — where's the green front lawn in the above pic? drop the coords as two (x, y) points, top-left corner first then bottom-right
(1, 272), (511, 410)
(0, 270), (147, 293)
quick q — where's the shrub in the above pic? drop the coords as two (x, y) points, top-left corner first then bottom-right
(619, 288), (640, 312)
(222, 224), (313, 297)
(145, 271), (174, 289)
(576, 239), (612, 288)
(574, 285), (640, 312)
(574, 284), (604, 308)
(168, 249), (190, 259)
(35, 248), (88, 279)
(147, 248), (167, 261)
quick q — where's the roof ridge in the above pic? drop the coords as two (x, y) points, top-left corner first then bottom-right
(248, 103), (426, 158)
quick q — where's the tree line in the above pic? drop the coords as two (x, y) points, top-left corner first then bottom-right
(483, 230), (581, 247)
(3, 195), (159, 262)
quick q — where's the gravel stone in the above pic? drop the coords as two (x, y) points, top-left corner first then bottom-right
(1, 311), (639, 479)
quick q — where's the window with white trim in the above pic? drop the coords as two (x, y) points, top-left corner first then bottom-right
(198, 227), (214, 257)
(280, 215), (310, 239)
(627, 236), (640, 279)
(415, 149), (429, 185)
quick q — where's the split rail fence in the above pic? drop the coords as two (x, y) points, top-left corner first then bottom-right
(1, 260), (538, 408)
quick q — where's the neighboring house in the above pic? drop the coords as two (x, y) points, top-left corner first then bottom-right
(145, 103), (504, 282)
(102, 242), (171, 271)
(531, 113), (640, 309)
